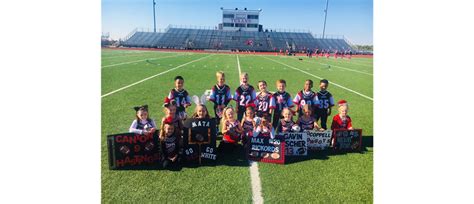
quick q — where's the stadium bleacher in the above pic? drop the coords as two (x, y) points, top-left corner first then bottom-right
(121, 26), (354, 52)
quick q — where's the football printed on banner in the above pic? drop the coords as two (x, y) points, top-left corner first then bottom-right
(248, 136), (285, 164)
(182, 118), (217, 164)
(107, 132), (161, 170)
(334, 129), (363, 151)
(307, 130), (333, 150)
(281, 132), (307, 156)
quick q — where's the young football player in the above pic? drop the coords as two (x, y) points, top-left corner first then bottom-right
(331, 100), (354, 130)
(218, 107), (244, 153)
(293, 79), (319, 118)
(162, 98), (183, 132)
(272, 79), (294, 128)
(241, 106), (257, 138)
(191, 104), (211, 119)
(315, 79), (335, 130)
(166, 76), (191, 120)
(241, 106), (257, 148)
(160, 120), (180, 168)
(255, 80), (276, 118)
(276, 108), (299, 133)
(208, 71), (232, 123)
(221, 107), (243, 144)
(254, 114), (274, 138)
(233, 72), (256, 121)
(296, 104), (324, 131)
(129, 105), (157, 135)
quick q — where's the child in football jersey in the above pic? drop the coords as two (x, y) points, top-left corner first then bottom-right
(234, 72), (256, 121)
(272, 79), (294, 128)
(162, 98), (183, 133)
(254, 114), (274, 138)
(255, 80), (276, 118)
(241, 106), (257, 149)
(129, 105), (157, 135)
(221, 107), (243, 144)
(293, 79), (319, 118)
(159, 121), (180, 168)
(296, 104), (324, 131)
(315, 79), (335, 130)
(191, 104), (211, 119)
(208, 71), (232, 123)
(331, 100), (354, 130)
(167, 76), (191, 121)
(276, 108), (299, 133)
(241, 106), (257, 138)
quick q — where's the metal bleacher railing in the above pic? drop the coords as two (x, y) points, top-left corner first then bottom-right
(121, 25), (356, 52)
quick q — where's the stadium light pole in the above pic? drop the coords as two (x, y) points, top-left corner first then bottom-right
(153, 0), (157, 32)
(322, 0), (329, 38)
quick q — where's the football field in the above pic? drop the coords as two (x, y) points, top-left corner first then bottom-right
(101, 48), (373, 203)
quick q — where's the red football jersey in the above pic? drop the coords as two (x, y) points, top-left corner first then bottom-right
(331, 114), (353, 130)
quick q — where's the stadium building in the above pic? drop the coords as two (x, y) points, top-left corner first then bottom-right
(120, 7), (355, 52)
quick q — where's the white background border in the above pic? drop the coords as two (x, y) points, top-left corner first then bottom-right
(1, 0), (474, 202)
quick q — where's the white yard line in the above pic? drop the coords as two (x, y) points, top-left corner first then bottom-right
(333, 60), (373, 68)
(287, 57), (373, 76)
(262, 56), (373, 101)
(249, 161), (264, 204)
(101, 53), (186, 68)
(316, 62), (373, 76)
(101, 54), (212, 98)
(320, 57), (373, 67)
(237, 54), (264, 204)
(236, 54), (242, 75)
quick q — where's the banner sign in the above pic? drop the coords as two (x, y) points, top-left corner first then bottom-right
(280, 132), (307, 156)
(307, 130), (333, 150)
(183, 118), (217, 164)
(107, 132), (161, 170)
(248, 136), (285, 164)
(333, 129), (363, 151)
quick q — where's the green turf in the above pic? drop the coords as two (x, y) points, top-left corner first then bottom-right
(101, 49), (373, 203)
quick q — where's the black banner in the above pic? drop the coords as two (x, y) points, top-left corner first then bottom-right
(333, 129), (363, 151)
(248, 136), (285, 164)
(182, 118), (217, 164)
(107, 132), (161, 170)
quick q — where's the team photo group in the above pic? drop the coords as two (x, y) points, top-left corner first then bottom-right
(125, 70), (356, 168)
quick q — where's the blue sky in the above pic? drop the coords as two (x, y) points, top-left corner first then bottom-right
(102, 0), (372, 45)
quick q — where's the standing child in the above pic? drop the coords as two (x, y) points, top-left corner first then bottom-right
(220, 107), (243, 148)
(255, 80), (276, 118)
(331, 100), (354, 130)
(293, 79), (319, 118)
(208, 71), (232, 124)
(296, 104), (324, 131)
(160, 121), (180, 168)
(275, 108), (299, 133)
(272, 79), (294, 128)
(254, 114), (274, 138)
(234, 72), (256, 122)
(315, 79), (335, 130)
(166, 76), (191, 121)
(129, 105), (157, 135)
